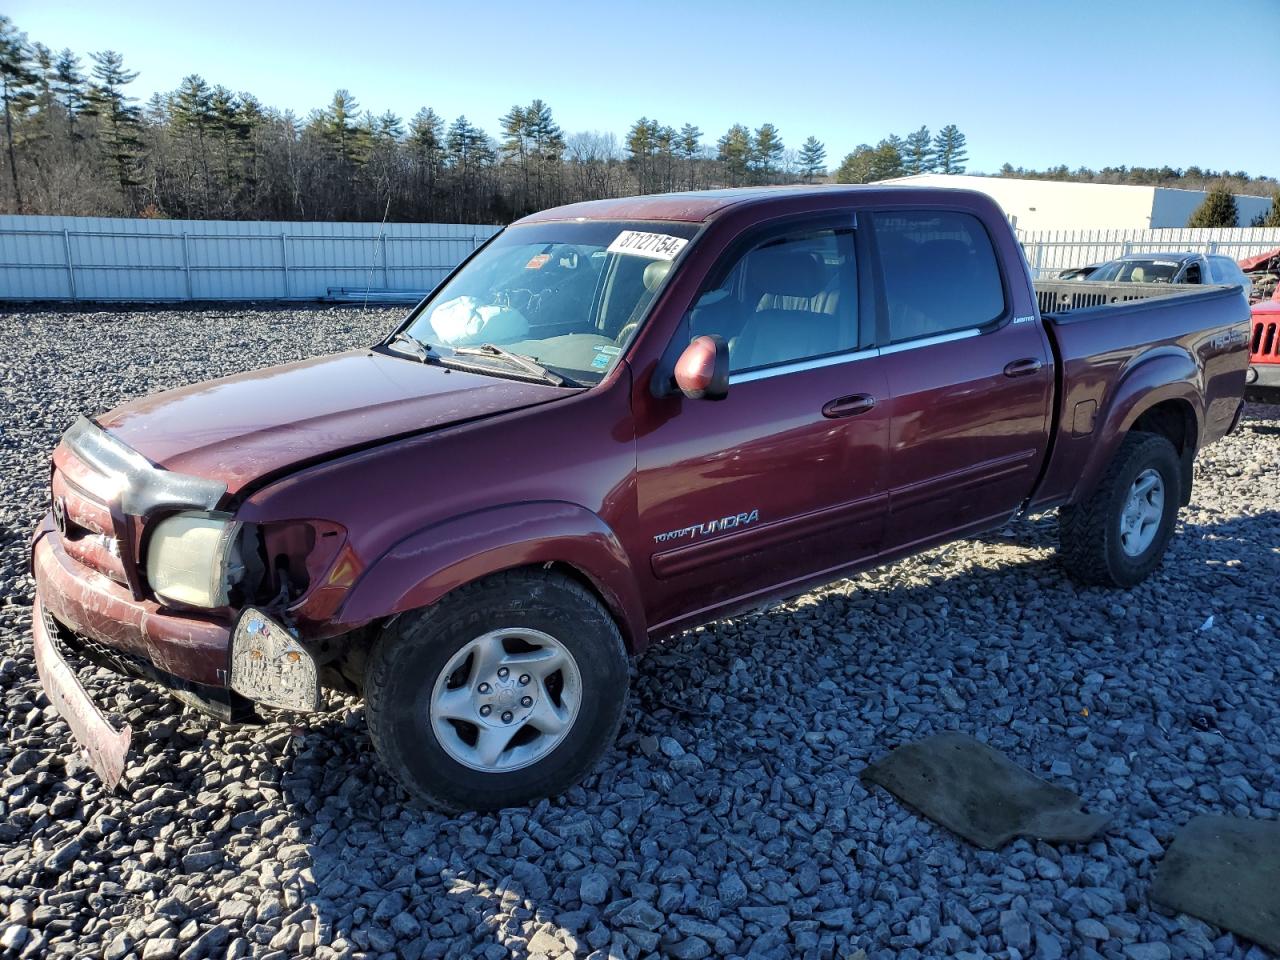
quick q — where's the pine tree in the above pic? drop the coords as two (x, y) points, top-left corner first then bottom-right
(932, 124), (967, 174)
(0, 16), (34, 212)
(834, 139), (905, 184)
(410, 107), (443, 155)
(446, 115), (492, 168)
(717, 123), (751, 186)
(1258, 190), (1280, 228)
(654, 123), (676, 192)
(872, 138), (905, 180)
(171, 74), (214, 213)
(84, 50), (143, 210)
(798, 136), (826, 182)
(321, 89), (368, 166)
(524, 99), (563, 207)
(751, 123), (783, 183)
(677, 123), (701, 189)
(372, 111), (403, 142)
(52, 48), (85, 138)
(1187, 184), (1238, 227)
(408, 107), (444, 215)
(626, 116), (662, 193)
(835, 145), (873, 184)
(904, 125), (934, 174)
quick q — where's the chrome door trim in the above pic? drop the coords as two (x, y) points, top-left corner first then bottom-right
(729, 348), (880, 385)
(728, 328), (983, 385)
(878, 328), (981, 356)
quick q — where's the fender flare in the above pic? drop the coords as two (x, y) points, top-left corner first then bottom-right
(335, 501), (649, 653)
(1071, 348), (1202, 504)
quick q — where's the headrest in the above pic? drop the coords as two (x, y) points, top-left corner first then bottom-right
(643, 259), (672, 291)
(747, 247), (825, 299)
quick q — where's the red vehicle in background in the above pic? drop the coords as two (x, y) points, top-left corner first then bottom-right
(1247, 283), (1280, 403)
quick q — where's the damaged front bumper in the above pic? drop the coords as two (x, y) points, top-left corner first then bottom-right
(32, 596), (131, 790)
(32, 516), (324, 787)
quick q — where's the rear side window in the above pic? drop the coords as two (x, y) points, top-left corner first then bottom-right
(871, 211), (1005, 343)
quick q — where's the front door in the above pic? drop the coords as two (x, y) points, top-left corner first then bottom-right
(634, 218), (890, 631)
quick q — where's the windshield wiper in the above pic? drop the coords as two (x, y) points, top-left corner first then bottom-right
(452, 343), (569, 387)
(387, 331), (440, 364)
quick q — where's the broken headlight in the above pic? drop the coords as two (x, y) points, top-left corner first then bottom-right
(145, 511), (244, 608)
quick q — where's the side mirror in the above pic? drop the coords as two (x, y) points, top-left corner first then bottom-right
(673, 335), (729, 401)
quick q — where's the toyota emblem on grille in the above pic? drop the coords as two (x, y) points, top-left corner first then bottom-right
(52, 495), (67, 536)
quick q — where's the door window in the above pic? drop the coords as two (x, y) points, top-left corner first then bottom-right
(685, 226), (859, 374)
(870, 211), (1005, 343)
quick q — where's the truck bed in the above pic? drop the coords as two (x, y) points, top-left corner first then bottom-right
(1028, 282), (1251, 512)
(1033, 280), (1239, 318)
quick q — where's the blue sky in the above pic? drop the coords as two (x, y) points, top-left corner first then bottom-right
(12, 0), (1280, 175)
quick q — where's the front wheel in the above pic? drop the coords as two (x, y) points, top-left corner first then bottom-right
(364, 570), (629, 812)
(1058, 432), (1182, 588)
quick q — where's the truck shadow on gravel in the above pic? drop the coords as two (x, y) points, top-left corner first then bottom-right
(253, 509), (1279, 959)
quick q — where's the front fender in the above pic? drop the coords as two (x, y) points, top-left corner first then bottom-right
(335, 501), (649, 653)
(1071, 348), (1202, 503)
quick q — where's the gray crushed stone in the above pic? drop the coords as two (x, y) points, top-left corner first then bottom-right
(0, 304), (1278, 959)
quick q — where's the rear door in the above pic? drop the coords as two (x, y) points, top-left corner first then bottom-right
(633, 214), (890, 630)
(867, 207), (1055, 552)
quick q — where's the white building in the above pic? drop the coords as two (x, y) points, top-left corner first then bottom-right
(885, 174), (1273, 231)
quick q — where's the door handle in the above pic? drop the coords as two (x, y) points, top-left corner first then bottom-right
(1003, 358), (1043, 378)
(822, 394), (876, 418)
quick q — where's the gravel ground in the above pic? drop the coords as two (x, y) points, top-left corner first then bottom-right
(1, 305), (1278, 960)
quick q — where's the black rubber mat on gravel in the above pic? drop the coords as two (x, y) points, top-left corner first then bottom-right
(861, 732), (1110, 850)
(1152, 815), (1280, 953)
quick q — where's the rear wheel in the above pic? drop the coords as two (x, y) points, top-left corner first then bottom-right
(365, 570), (629, 812)
(1058, 432), (1181, 588)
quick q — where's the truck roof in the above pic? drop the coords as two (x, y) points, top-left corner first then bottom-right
(514, 184), (971, 225)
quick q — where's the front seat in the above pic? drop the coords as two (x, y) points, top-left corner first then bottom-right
(1130, 265), (1146, 283)
(731, 247), (837, 370)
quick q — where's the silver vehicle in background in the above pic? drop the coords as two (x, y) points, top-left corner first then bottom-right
(1083, 252), (1249, 289)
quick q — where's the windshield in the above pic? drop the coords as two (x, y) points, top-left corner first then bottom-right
(397, 219), (699, 384)
(1089, 258), (1182, 283)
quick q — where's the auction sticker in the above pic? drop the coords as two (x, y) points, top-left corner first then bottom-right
(607, 230), (689, 261)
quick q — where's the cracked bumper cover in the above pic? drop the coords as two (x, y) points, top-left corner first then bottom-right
(32, 512), (232, 687)
(33, 513), (322, 715)
(32, 596), (131, 790)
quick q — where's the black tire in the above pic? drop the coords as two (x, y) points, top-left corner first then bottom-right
(1058, 431), (1182, 588)
(365, 570), (629, 812)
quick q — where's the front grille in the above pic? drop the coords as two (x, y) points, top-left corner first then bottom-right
(1252, 319), (1279, 359)
(45, 605), (150, 681)
(51, 454), (130, 587)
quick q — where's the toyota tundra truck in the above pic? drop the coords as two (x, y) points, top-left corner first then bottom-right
(31, 186), (1251, 811)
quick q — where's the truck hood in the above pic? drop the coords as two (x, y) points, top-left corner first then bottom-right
(96, 349), (572, 496)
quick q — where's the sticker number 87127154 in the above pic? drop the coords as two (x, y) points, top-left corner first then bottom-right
(606, 230), (689, 261)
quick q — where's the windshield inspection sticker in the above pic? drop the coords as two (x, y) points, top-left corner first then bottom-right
(607, 230), (689, 261)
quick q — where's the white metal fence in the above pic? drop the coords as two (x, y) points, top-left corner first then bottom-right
(0, 215), (502, 301)
(5, 216), (1278, 300)
(1019, 227), (1280, 278)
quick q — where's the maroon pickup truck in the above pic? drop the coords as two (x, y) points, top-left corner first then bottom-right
(31, 186), (1250, 811)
